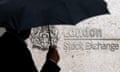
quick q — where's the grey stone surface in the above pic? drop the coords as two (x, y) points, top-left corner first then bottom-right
(0, 27), (6, 37)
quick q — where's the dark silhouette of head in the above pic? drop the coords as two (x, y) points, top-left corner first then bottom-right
(6, 28), (31, 40)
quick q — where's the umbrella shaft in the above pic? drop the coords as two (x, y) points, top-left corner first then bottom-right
(48, 25), (52, 46)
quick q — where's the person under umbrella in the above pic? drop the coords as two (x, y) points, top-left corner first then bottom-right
(0, 28), (60, 72)
(0, 0), (109, 72)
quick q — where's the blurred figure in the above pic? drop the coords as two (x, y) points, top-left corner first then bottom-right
(0, 28), (60, 72)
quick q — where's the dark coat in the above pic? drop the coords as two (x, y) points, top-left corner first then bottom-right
(0, 32), (60, 72)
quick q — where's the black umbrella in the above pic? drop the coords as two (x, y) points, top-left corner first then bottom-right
(0, 0), (109, 30)
(0, 0), (109, 45)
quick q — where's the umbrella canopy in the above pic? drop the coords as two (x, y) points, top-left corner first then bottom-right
(0, 0), (109, 30)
